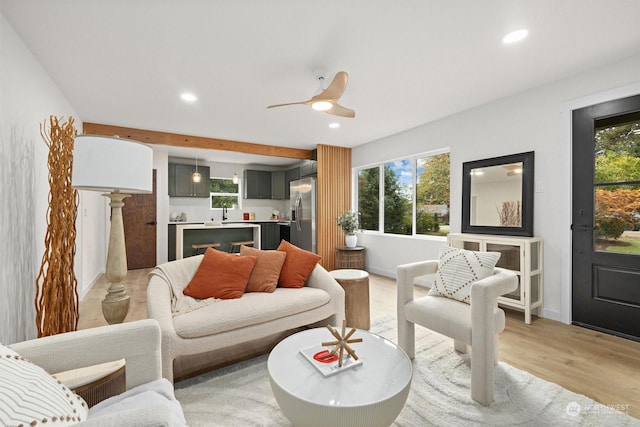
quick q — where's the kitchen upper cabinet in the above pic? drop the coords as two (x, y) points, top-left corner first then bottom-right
(284, 167), (300, 199)
(244, 167), (301, 200)
(300, 161), (317, 177)
(244, 170), (271, 199)
(169, 164), (210, 198)
(271, 171), (286, 200)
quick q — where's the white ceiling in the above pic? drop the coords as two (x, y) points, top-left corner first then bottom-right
(3, 0), (640, 166)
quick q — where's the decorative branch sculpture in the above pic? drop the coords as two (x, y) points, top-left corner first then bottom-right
(35, 116), (79, 337)
(497, 200), (521, 227)
(321, 320), (363, 367)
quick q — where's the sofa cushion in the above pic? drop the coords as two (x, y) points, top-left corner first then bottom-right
(276, 240), (321, 288)
(428, 245), (500, 304)
(173, 287), (331, 339)
(240, 245), (286, 293)
(0, 343), (88, 426)
(183, 248), (257, 299)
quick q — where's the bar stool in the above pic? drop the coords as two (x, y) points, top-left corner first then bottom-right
(228, 240), (254, 253)
(191, 242), (221, 256)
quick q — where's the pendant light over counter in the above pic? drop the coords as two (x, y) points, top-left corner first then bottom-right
(192, 156), (202, 183)
(232, 156), (239, 184)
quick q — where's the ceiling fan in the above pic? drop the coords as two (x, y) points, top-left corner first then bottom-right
(267, 71), (355, 118)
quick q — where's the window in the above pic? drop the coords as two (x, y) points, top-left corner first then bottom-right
(356, 151), (450, 237)
(210, 177), (240, 209)
(384, 160), (413, 235)
(416, 153), (450, 235)
(358, 167), (380, 231)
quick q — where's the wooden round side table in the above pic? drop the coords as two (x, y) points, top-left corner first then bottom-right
(335, 246), (366, 270)
(329, 269), (370, 330)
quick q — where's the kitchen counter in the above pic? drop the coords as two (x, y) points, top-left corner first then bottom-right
(170, 223), (261, 260)
(169, 219), (289, 225)
(223, 219), (290, 224)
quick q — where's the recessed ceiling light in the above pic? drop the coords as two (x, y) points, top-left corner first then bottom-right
(502, 28), (529, 44)
(180, 92), (198, 102)
(329, 123), (340, 129)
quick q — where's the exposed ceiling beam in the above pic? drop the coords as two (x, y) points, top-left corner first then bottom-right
(82, 123), (314, 160)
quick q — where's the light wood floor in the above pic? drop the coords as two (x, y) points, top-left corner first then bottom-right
(79, 270), (640, 419)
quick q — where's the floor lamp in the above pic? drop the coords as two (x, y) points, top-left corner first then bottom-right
(72, 135), (152, 324)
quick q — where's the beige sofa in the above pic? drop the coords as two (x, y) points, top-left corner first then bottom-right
(147, 255), (346, 381)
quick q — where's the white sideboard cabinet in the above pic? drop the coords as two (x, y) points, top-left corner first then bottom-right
(447, 233), (543, 324)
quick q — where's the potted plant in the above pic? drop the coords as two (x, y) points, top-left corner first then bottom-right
(337, 211), (360, 247)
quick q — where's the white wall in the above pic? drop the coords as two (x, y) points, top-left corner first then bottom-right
(352, 53), (640, 324)
(154, 150), (170, 265)
(0, 12), (106, 342)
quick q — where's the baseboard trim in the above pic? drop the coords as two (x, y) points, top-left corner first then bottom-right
(366, 266), (395, 279)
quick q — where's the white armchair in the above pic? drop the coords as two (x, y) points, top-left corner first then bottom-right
(8, 319), (187, 426)
(396, 260), (518, 406)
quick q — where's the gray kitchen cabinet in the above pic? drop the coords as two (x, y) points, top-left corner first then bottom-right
(271, 171), (286, 200)
(300, 160), (317, 177)
(244, 170), (271, 199)
(260, 222), (280, 250)
(284, 167), (300, 199)
(169, 164), (210, 197)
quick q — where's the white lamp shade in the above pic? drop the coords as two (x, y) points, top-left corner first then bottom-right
(72, 135), (153, 193)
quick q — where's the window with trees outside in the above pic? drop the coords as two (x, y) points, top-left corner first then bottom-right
(210, 177), (240, 210)
(356, 151), (450, 236)
(594, 116), (640, 254)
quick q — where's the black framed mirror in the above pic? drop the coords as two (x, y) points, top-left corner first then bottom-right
(462, 151), (534, 236)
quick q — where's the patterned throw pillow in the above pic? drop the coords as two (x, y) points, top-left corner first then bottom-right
(428, 245), (501, 304)
(0, 343), (88, 426)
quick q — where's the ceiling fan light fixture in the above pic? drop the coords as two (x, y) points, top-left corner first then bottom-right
(311, 100), (333, 111)
(502, 28), (529, 44)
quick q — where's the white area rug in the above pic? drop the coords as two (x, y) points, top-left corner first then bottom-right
(175, 316), (638, 426)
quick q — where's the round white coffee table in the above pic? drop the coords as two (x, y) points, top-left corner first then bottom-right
(267, 328), (412, 427)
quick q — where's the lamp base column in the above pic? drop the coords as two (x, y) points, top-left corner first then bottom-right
(102, 283), (130, 324)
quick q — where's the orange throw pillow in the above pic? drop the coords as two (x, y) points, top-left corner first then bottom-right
(276, 240), (321, 288)
(183, 248), (257, 299)
(240, 245), (286, 293)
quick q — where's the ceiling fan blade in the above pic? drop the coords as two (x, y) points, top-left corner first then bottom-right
(267, 100), (312, 109)
(314, 71), (348, 102)
(326, 102), (356, 118)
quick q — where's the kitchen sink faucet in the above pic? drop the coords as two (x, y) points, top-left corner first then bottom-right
(222, 205), (228, 221)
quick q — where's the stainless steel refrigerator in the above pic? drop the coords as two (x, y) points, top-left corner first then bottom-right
(290, 177), (317, 253)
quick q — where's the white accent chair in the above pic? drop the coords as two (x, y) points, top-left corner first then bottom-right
(9, 319), (187, 426)
(396, 260), (518, 406)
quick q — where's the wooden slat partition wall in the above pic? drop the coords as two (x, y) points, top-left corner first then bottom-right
(316, 144), (351, 271)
